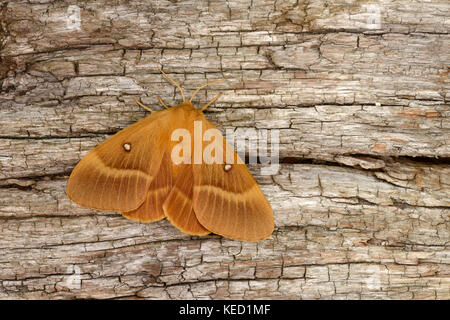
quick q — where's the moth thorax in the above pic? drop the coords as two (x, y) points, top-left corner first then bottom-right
(123, 143), (131, 152)
(224, 164), (232, 172)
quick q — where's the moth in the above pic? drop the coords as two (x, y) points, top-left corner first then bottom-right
(66, 68), (273, 241)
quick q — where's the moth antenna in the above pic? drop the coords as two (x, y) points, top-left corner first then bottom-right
(157, 96), (169, 109)
(135, 98), (154, 113)
(200, 92), (222, 111)
(158, 67), (186, 102)
(190, 78), (227, 103)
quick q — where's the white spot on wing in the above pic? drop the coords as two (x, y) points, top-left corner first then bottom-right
(123, 143), (131, 152)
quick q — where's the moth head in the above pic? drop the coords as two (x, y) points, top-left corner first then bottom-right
(136, 68), (227, 113)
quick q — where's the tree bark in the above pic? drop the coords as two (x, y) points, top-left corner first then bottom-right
(0, 0), (448, 299)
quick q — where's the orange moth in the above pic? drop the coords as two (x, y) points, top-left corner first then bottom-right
(66, 68), (273, 241)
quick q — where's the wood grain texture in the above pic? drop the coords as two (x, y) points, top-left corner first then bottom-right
(0, 0), (449, 299)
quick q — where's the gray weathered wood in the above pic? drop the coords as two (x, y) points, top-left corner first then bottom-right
(0, 0), (449, 299)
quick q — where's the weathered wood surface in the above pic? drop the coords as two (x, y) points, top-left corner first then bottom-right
(0, 0), (449, 299)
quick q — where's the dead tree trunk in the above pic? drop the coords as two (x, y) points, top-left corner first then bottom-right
(0, 0), (449, 299)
